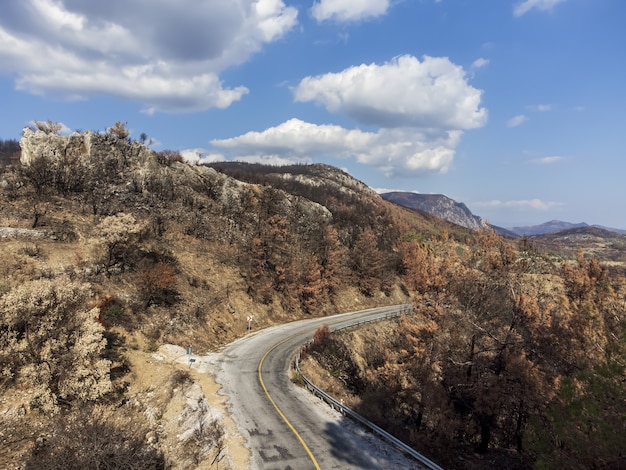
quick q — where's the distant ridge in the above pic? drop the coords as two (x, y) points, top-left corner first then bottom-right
(509, 220), (589, 236)
(381, 192), (488, 231)
(380, 193), (626, 237)
(510, 220), (626, 236)
(593, 224), (626, 235)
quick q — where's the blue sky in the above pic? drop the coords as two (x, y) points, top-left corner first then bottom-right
(1, 0), (624, 229)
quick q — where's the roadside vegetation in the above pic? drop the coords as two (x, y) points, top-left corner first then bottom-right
(1, 123), (624, 468)
(303, 231), (626, 469)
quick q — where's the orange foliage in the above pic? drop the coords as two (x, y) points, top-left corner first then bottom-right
(138, 262), (178, 306)
(312, 325), (331, 347)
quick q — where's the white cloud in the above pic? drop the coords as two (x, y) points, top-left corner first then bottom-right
(212, 54), (486, 177)
(180, 148), (231, 165)
(294, 55), (487, 130)
(0, 0), (298, 113)
(532, 104), (552, 112)
(514, 0), (567, 17)
(530, 156), (567, 164)
(507, 114), (528, 127)
(236, 154), (312, 166)
(476, 199), (564, 210)
(211, 118), (462, 177)
(374, 188), (420, 194)
(311, 0), (390, 23)
(180, 149), (204, 165)
(471, 58), (490, 69)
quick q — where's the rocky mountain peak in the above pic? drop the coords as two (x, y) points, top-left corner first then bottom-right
(381, 192), (487, 231)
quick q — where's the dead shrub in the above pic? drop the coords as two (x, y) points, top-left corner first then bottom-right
(312, 324), (331, 347)
(25, 407), (167, 469)
(170, 369), (193, 389)
(157, 150), (185, 166)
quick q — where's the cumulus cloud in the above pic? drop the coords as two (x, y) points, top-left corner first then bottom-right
(514, 0), (567, 17)
(507, 114), (528, 127)
(311, 0), (390, 22)
(211, 54), (486, 176)
(212, 118), (462, 177)
(0, 0), (297, 113)
(294, 55), (487, 130)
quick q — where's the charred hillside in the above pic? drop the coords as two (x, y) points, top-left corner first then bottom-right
(1, 124), (624, 469)
(207, 162), (471, 246)
(530, 225), (626, 268)
(2, 124), (450, 467)
(2, 126), (467, 350)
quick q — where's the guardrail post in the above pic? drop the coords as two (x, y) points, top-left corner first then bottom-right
(292, 305), (443, 470)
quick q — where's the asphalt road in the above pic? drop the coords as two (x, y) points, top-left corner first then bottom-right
(213, 305), (424, 470)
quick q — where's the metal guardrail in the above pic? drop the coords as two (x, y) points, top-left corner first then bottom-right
(294, 304), (444, 470)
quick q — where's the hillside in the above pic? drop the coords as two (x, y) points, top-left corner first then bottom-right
(0, 125), (467, 468)
(381, 191), (487, 231)
(382, 191), (626, 266)
(1, 126), (624, 469)
(530, 226), (626, 270)
(2, 127), (471, 354)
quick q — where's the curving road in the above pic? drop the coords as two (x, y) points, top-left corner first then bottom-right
(213, 305), (424, 470)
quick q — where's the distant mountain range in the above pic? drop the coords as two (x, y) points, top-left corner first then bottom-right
(508, 220), (626, 236)
(508, 220), (588, 236)
(381, 192), (626, 236)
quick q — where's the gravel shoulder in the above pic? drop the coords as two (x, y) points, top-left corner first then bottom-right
(153, 320), (425, 470)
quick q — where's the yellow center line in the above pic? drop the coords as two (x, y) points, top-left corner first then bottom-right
(258, 334), (321, 470)
(256, 310), (400, 469)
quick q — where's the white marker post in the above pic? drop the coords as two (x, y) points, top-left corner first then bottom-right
(247, 315), (253, 332)
(187, 345), (194, 368)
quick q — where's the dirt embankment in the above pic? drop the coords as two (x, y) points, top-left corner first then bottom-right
(0, 339), (250, 470)
(124, 342), (251, 469)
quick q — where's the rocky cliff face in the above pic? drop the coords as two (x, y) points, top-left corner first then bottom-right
(381, 192), (487, 231)
(20, 127), (147, 166)
(18, 128), (332, 236)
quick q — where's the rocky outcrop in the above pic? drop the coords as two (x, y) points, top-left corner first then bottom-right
(381, 191), (487, 231)
(18, 127), (332, 230)
(20, 127), (154, 168)
(20, 128), (91, 165)
(0, 227), (44, 238)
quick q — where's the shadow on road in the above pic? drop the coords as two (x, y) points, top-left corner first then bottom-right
(324, 420), (423, 469)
